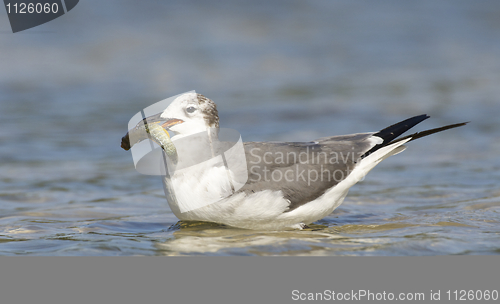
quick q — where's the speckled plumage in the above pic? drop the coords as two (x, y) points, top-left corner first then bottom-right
(196, 93), (219, 128)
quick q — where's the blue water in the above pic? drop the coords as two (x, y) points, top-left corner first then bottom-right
(0, 0), (499, 255)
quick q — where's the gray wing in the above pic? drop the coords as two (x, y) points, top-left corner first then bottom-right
(237, 132), (377, 211)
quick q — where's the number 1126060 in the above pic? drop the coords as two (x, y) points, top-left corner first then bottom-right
(446, 290), (498, 301)
(5, 2), (59, 14)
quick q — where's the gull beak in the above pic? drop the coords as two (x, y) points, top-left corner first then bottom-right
(120, 113), (184, 151)
(161, 118), (184, 129)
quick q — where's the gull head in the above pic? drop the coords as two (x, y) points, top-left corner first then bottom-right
(160, 93), (219, 138)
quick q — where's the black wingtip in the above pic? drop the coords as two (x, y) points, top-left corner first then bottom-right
(361, 115), (467, 159)
(372, 114), (430, 145)
(394, 121), (469, 144)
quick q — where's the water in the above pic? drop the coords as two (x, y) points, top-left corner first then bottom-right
(0, 0), (499, 255)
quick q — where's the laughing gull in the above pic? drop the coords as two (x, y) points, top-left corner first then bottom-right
(121, 93), (466, 230)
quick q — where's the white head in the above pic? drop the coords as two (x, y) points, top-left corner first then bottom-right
(160, 93), (219, 138)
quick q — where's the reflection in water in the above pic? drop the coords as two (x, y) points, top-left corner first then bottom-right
(156, 221), (349, 256)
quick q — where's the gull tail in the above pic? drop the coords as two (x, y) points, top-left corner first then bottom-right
(362, 114), (468, 158)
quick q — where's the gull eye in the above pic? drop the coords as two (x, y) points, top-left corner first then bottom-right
(186, 106), (197, 114)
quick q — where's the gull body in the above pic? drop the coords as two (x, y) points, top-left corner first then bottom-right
(122, 93), (466, 230)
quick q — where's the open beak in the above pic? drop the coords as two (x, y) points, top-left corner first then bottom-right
(120, 113), (184, 151)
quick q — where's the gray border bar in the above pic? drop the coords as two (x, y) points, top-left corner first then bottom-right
(0, 257), (498, 304)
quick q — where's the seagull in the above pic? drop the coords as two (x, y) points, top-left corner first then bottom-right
(121, 93), (466, 230)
